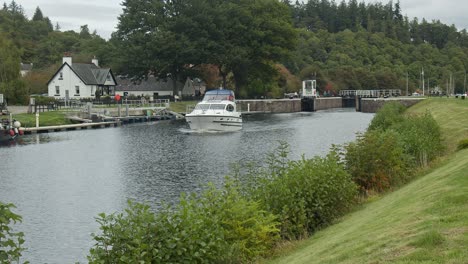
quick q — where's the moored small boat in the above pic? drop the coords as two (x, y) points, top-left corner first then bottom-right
(0, 119), (22, 142)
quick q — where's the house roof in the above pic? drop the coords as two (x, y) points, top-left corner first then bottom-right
(20, 63), (33, 71)
(47, 62), (116, 86)
(115, 76), (183, 92)
(71, 63), (100, 84)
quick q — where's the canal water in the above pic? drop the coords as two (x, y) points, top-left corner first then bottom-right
(0, 108), (373, 263)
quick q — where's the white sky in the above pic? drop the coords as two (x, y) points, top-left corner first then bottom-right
(15, 0), (468, 40)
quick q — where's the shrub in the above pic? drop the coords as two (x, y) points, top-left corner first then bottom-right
(33, 96), (56, 105)
(88, 201), (158, 263)
(88, 182), (279, 263)
(457, 138), (468, 150)
(368, 102), (406, 131)
(243, 150), (357, 240)
(0, 202), (26, 264)
(393, 113), (444, 167)
(344, 130), (412, 193)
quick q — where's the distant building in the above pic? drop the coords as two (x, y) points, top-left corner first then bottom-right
(20, 63), (33, 77)
(115, 76), (206, 98)
(115, 76), (179, 98)
(47, 56), (117, 99)
(182, 78), (206, 97)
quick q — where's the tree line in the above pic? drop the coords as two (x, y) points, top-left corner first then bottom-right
(1, 0), (468, 104)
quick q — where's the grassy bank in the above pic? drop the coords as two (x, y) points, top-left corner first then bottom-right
(1, 111), (72, 127)
(267, 97), (468, 263)
(406, 98), (468, 153)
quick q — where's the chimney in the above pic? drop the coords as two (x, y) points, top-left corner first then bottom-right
(92, 56), (99, 67)
(63, 52), (72, 65)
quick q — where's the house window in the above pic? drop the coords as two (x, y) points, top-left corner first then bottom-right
(55, 86), (60, 96)
(75, 86), (80, 96)
(106, 73), (111, 81)
(59, 72), (63, 80)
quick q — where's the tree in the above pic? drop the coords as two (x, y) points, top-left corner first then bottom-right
(115, 0), (296, 97)
(32, 6), (43, 21)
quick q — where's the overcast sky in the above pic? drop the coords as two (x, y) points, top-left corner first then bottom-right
(16, 0), (468, 40)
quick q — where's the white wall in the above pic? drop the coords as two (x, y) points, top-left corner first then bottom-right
(48, 65), (95, 99)
(115, 90), (173, 97)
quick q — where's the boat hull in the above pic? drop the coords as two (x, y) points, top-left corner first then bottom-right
(185, 115), (242, 132)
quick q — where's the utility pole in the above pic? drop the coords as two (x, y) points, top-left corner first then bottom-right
(446, 79), (449, 97)
(422, 67), (425, 96)
(406, 72), (409, 96)
(464, 72), (467, 95)
(427, 78), (430, 96)
(449, 73), (452, 96)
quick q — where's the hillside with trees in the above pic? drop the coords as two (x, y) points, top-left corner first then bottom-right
(1, 0), (467, 104)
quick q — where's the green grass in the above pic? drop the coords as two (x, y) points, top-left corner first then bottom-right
(1, 111), (73, 127)
(265, 98), (468, 264)
(408, 98), (468, 153)
(168, 100), (198, 113)
(1, 101), (198, 127)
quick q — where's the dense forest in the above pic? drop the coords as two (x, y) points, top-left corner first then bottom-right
(1, 0), (467, 103)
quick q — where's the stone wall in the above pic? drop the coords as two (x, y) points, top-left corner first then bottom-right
(314, 97), (343, 111)
(238, 99), (302, 113)
(360, 98), (425, 113)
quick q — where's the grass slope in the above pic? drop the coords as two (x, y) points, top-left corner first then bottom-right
(408, 98), (468, 153)
(268, 98), (468, 264)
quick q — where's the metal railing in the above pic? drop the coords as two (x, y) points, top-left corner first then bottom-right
(339, 89), (401, 97)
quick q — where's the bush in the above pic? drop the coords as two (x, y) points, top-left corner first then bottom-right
(241, 148), (357, 240)
(32, 96), (56, 105)
(344, 130), (412, 193)
(393, 113), (444, 167)
(457, 138), (468, 150)
(88, 181), (279, 263)
(368, 102), (406, 131)
(0, 202), (26, 264)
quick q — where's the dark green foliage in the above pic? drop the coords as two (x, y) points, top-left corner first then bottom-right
(368, 102), (407, 131)
(88, 182), (279, 263)
(457, 139), (468, 151)
(0, 202), (27, 264)
(31, 96), (55, 105)
(344, 130), (412, 193)
(238, 144), (357, 240)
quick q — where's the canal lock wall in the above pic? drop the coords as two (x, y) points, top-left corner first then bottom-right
(238, 97), (343, 113)
(238, 97), (425, 114)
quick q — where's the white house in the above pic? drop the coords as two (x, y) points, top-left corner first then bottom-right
(20, 63), (33, 77)
(115, 75), (176, 98)
(47, 56), (117, 99)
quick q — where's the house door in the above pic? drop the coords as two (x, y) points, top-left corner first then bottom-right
(153, 93), (159, 99)
(65, 90), (70, 107)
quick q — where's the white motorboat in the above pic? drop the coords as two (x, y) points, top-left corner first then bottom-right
(185, 89), (242, 132)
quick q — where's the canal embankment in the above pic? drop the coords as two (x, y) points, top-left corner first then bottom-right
(266, 98), (468, 264)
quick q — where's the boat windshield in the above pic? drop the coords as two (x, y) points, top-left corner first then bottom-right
(194, 104), (227, 110)
(203, 89), (235, 101)
(209, 104), (226, 110)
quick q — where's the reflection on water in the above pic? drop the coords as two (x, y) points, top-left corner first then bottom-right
(0, 109), (373, 263)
